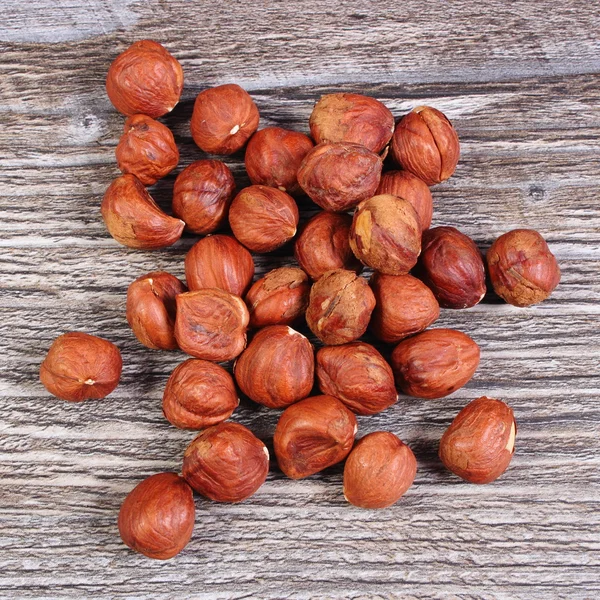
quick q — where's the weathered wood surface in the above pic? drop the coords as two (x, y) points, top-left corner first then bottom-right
(1, 1), (600, 598)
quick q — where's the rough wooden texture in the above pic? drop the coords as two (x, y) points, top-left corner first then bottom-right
(1, 1), (600, 598)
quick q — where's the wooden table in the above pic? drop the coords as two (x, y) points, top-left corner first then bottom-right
(1, 1), (599, 598)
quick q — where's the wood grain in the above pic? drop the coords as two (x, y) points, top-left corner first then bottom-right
(1, 1), (599, 599)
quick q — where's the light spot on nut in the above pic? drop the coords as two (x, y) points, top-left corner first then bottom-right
(278, 186), (287, 192)
(229, 124), (240, 135)
(354, 210), (373, 252)
(286, 326), (305, 338)
(506, 421), (516, 453)
(353, 424), (358, 435)
(262, 446), (270, 460)
(84, 379), (96, 385)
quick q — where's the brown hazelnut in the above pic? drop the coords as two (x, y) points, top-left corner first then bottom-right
(309, 93), (395, 154)
(343, 432), (417, 508)
(229, 185), (299, 253)
(182, 422), (269, 502)
(487, 229), (560, 307)
(162, 359), (238, 429)
(273, 395), (357, 479)
(316, 342), (397, 415)
(184, 234), (254, 296)
(439, 397), (516, 484)
(390, 328), (480, 399)
(101, 174), (184, 249)
(390, 106), (460, 186)
(40, 332), (122, 402)
(174, 289), (249, 361)
(234, 325), (314, 409)
(245, 127), (314, 194)
(106, 40), (183, 118)
(172, 160), (236, 235)
(126, 271), (186, 350)
(376, 170), (433, 231)
(294, 212), (362, 281)
(349, 194), (421, 275)
(115, 114), (179, 185)
(369, 273), (440, 343)
(297, 142), (383, 212)
(190, 84), (259, 155)
(118, 472), (194, 560)
(306, 269), (376, 345)
(415, 226), (486, 309)
(245, 267), (310, 328)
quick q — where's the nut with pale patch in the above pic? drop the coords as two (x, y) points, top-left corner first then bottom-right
(439, 396), (517, 484)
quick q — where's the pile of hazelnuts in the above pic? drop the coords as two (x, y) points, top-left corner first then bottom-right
(39, 40), (561, 560)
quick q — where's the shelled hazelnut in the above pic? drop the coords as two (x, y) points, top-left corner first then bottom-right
(126, 271), (186, 351)
(343, 432), (417, 509)
(376, 170), (433, 231)
(415, 226), (486, 309)
(190, 84), (259, 155)
(106, 40), (183, 118)
(174, 289), (249, 361)
(234, 325), (314, 409)
(162, 359), (238, 429)
(487, 229), (560, 307)
(118, 472), (194, 560)
(349, 194), (421, 275)
(297, 142), (383, 212)
(115, 114), (179, 185)
(309, 93), (395, 154)
(40, 332), (122, 402)
(229, 185), (299, 253)
(391, 106), (460, 186)
(369, 273), (440, 343)
(172, 160), (236, 235)
(245, 127), (314, 194)
(316, 342), (397, 415)
(273, 395), (357, 479)
(245, 267), (310, 328)
(182, 422), (269, 502)
(390, 328), (480, 399)
(306, 269), (376, 345)
(439, 397), (517, 484)
(294, 212), (362, 280)
(184, 234), (254, 296)
(101, 174), (184, 249)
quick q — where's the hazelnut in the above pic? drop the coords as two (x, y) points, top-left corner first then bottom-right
(234, 325), (314, 409)
(390, 328), (480, 399)
(309, 93), (395, 154)
(126, 271), (186, 351)
(343, 432), (417, 508)
(439, 397), (516, 484)
(245, 267), (310, 328)
(174, 289), (249, 361)
(349, 194), (421, 275)
(245, 127), (314, 193)
(229, 185), (299, 253)
(162, 359), (238, 429)
(184, 234), (254, 296)
(182, 422), (269, 502)
(297, 142), (383, 212)
(106, 40), (183, 118)
(40, 332), (122, 402)
(306, 269), (376, 345)
(369, 273), (440, 343)
(172, 160), (236, 235)
(118, 472), (194, 560)
(415, 226), (486, 309)
(316, 342), (397, 415)
(273, 395), (357, 479)
(390, 106), (460, 186)
(376, 170), (433, 231)
(101, 174), (184, 249)
(115, 114), (179, 186)
(487, 229), (560, 307)
(294, 212), (362, 280)
(190, 84), (259, 155)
